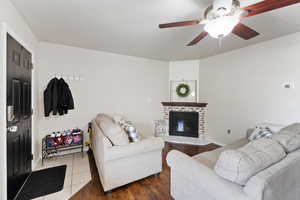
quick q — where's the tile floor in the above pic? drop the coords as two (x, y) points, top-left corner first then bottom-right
(33, 152), (91, 200)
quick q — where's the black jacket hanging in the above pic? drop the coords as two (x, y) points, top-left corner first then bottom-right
(44, 78), (74, 117)
(44, 78), (59, 117)
(57, 78), (74, 115)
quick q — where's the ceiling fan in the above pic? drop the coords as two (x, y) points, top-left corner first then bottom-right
(159, 0), (300, 46)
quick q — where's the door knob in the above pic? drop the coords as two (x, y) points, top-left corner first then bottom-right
(7, 126), (18, 133)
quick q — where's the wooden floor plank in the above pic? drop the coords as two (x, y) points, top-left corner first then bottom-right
(70, 142), (220, 200)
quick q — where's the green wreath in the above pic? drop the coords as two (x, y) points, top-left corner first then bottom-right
(176, 83), (190, 97)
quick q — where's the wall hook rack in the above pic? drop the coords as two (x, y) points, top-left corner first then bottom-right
(52, 73), (83, 81)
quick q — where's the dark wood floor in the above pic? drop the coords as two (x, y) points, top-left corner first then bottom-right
(70, 142), (220, 200)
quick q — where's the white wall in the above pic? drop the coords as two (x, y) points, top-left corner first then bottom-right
(169, 60), (200, 101)
(169, 32), (300, 145)
(0, 0), (38, 199)
(37, 42), (169, 154)
(169, 60), (199, 81)
(196, 32), (300, 144)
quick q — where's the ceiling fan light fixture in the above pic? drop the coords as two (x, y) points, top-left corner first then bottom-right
(204, 15), (239, 38)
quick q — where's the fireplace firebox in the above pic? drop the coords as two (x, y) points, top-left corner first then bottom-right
(169, 111), (199, 138)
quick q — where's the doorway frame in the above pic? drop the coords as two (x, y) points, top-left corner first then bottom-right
(0, 23), (36, 200)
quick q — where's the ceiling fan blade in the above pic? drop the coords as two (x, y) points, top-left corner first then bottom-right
(232, 23), (260, 40)
(242, 0), (300, 18)
(187, 32), (208, 46)
(159, 20), (200, 28)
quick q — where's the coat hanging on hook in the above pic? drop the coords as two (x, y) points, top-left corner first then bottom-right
(44, 77), (74, 117)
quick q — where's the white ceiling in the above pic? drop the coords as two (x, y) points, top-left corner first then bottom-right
(11, 0), (300, 61)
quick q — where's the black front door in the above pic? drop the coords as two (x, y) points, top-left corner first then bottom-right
(6, 34), (32, 200)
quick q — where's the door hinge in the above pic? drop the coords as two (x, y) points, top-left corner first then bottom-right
(31, 108), (34, 116)
(30, 63), (33, 69)
(30, 154), (34, 161)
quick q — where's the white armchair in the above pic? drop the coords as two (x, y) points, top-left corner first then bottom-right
(91, 117), (164, 192)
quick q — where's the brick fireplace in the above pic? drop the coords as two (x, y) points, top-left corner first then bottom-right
(161, 102), (207, 141)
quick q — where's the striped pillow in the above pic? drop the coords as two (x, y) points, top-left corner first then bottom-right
(118, 119), (141, 142)
(248, 126), (274, 141)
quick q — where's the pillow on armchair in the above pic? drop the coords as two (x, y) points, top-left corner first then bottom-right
(96, 114), (129, 146)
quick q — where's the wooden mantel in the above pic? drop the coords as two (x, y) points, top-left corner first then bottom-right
(161, 102), (207, 107)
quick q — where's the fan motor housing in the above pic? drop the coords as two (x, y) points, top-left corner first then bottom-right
(213, 0), (233, 14)
(205, 0), (240, 20)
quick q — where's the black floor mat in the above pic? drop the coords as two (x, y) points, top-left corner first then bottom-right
(16, 165), (66, 200)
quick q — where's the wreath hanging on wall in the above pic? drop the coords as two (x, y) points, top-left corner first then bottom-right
(176, 83), (190, 97)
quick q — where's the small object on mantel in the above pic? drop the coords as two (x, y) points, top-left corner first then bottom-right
(161, 102), (207, 107)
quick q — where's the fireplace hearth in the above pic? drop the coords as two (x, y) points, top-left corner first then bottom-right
(169, 111), (199, 138)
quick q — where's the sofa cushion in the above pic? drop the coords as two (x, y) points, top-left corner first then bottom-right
(95, 113), (112, 126)
(103, 135), (113, 148)
(92, 119), (113, 148)
(214, 138), (286, 185)
(272, 123), (300, 153)
(244, 148), (300, 200)
(97, 114), (129, 146)
(272, 130), (300, 153)
(105, 136), (164, 161)
(193, 138), (249, 169)
(281, 123), (300, 133)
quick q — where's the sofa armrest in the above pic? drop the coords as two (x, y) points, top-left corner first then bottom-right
(167, 150), (250, 200)
(104, 136), (164, 162)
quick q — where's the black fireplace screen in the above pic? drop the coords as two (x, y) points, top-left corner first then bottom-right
(169, 111), (199, 138)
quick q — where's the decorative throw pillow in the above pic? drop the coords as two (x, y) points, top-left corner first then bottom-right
(214, 138), (286, 185)
(257, 123), (284, 133)
(118, 119), (141, 142)
(248, 126), (274, 141)
(98, 115), (130, 146)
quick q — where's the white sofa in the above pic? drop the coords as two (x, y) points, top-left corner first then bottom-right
(167, 128), (300, 200)
(91, 115), (164, 192)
